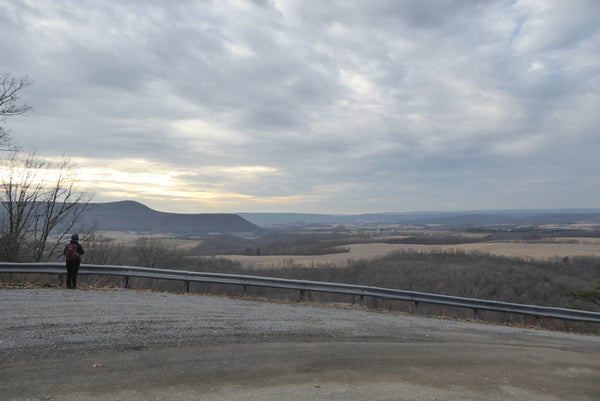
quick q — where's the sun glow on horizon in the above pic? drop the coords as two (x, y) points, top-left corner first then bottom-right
(59, 157), (294, 211)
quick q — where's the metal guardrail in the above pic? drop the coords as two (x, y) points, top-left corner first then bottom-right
(1, 262), (599, 324)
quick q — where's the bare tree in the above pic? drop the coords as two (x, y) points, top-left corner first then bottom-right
(0, 152), (93, 262)
(132, 236), (186, 269)
(83, 231), (119, 265)
(0, 72), (33, 150)
(134, 237), (170, 268)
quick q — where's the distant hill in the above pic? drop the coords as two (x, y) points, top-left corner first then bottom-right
(236, 213), (338, 226)
(76, 202), (600, 233)
(81, 201), (264, 235)
(239, 209), (600, 228)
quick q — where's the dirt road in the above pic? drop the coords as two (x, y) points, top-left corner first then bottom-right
(1, 288), (598, 400)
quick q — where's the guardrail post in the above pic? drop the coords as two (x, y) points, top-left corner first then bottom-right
(184, 280), (190, 293)
(58, 274), (64, 287)
(473, 308), (479, 320)
(242, 284), (248, 297)
(413, 301), (420, 314)
(352, 294), (365, 307)
(299, 289), (305, 302)
(122, 275), (129, 289)
(536, 317), (542, 328)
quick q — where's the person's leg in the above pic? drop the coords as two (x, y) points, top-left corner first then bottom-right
(72, 262), (80, 289)
(66, 263), (72, 288)
(66, 262), (76, 288)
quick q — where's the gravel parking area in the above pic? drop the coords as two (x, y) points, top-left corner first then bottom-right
(2, 287), (444, 359)
(1, 288), (599, 400)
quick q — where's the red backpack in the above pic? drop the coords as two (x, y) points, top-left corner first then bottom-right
(65, 243), (79, 261)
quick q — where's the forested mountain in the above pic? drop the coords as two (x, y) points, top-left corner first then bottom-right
(81, 201), (264, 234)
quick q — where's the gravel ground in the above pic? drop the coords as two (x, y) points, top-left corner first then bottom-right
(1, 288), (599, 400)
(2, 287), (443, 358)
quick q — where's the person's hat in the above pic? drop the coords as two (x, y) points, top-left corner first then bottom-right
(71, 233), (79, 241)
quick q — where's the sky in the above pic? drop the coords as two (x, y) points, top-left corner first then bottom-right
(1, 0), (599, 214)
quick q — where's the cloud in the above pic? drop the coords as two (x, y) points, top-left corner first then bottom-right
(1, 0), (599, 213)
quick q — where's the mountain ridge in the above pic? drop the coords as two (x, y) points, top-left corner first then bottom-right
(79, 201), (600, 232)
(81, 201), (264, 234)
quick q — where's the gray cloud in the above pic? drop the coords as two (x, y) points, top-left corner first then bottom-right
(1, 0), (599, 213)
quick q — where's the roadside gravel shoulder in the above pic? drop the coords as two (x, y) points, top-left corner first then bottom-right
(3, 287), (595, 356)
(2, 288), (599, 400)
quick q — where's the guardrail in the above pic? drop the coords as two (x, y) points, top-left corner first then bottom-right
(1, 262), (599, 324)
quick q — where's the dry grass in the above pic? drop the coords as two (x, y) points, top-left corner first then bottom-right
(220, 240), (600, 269)
(92, 230), (600, 269)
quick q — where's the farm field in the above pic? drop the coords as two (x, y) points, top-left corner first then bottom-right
(220, 239), (600, 269)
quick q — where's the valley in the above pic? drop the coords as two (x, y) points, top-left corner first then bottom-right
(218, 239), (600, 269)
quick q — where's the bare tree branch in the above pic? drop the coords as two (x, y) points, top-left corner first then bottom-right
(0, 73), (33, 117)
(0, 152), (93, 262)
(0, 72), (33, 151)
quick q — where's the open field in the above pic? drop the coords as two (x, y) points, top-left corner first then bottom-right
(220, 240), (600, 269)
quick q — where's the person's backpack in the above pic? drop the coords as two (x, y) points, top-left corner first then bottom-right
(65, 243), (79, 261)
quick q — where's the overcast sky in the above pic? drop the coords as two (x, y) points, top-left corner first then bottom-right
(1, 0), (599, 214)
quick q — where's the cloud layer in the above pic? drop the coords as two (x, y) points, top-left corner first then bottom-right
(1, 0), (599, 213)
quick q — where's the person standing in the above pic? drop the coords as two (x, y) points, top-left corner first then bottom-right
(64, 233), (84, 289)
